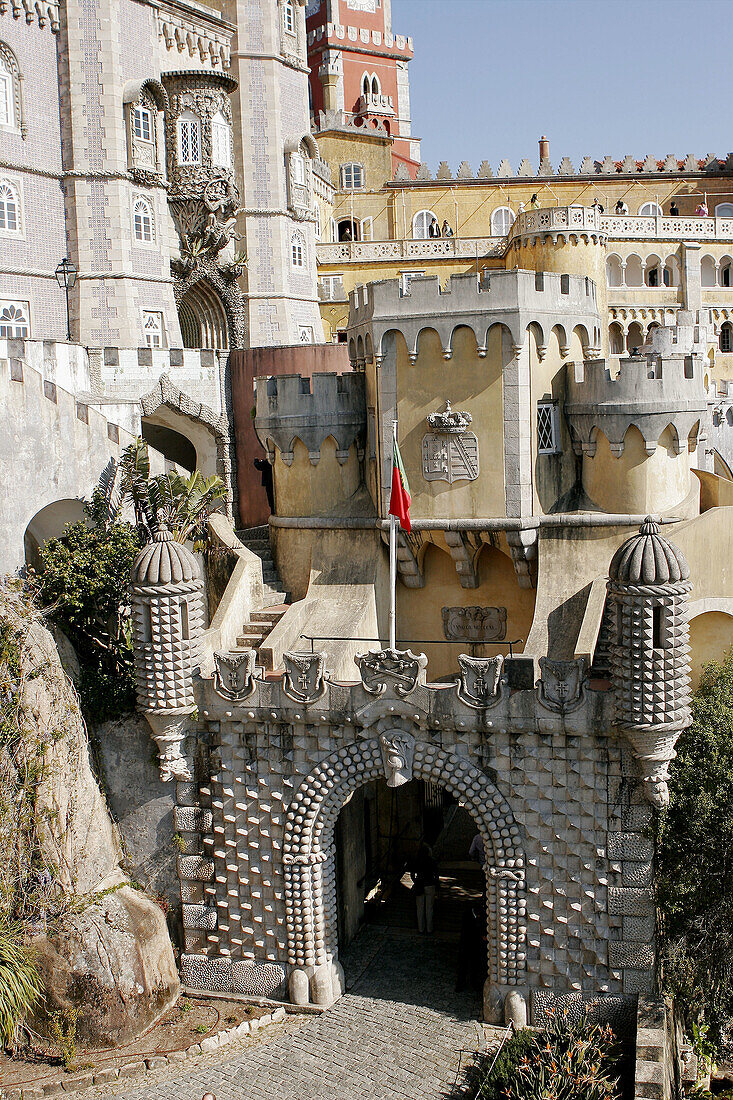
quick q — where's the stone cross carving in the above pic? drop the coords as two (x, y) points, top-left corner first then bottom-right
(442, 606), (507, 642)
(213, 650), (257, 701)
(379, 730), (416, 788)
(283, 652), (327, 704)
(354, 648), (427, 696)
(537, 657), (587, 713)
(456, 655), (504, 708)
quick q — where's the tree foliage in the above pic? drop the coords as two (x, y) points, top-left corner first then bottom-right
(657, 649), (733, 1048)
(0, 920), (43, 1050)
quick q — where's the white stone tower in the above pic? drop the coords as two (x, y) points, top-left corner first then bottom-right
(130, 526), (204, 781)
(607, 517), (692, 807)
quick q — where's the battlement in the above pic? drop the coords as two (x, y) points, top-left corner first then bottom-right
(389, 152), (733, 184)
(348, 270), (601, 360)
(254, 372), (366, 466)
(565, 353), (707, 456)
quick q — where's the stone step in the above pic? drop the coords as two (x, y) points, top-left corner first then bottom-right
(237, 525), (269, 540)
(236, 632), (269, 647)
(251, 608), (287, 624)
(242, 539), (270, 555)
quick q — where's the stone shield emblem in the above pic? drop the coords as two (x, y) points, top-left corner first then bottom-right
(456, 654), (504, 709)
(283, 651), (327, 704)
(213, 650), (257, 701)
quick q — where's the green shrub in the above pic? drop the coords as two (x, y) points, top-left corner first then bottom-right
(49, 1006), (79, 1069)
(0, 922), (43, 1049)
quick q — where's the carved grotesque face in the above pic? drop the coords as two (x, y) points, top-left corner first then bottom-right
(644, 776), (670, 808)
(379, 732), (414, 788)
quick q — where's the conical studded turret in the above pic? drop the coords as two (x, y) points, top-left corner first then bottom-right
(130, 525), (204, 781)
(607, 517), (692, 807)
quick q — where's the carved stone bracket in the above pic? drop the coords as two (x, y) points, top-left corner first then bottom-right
(506, 529), (538, 589)
(444, 531), (482, 588)
(354, 648), (428, 697)
(536, 657), (587, 713)
(380, 529), (424, 588)
(456, 655), (506, 709)
(283, 652), (328, 704)
(213, 650), (257, 701)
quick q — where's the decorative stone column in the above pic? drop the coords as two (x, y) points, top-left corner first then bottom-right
(607, 517), (692, 807)
(130, 526), (205, 782)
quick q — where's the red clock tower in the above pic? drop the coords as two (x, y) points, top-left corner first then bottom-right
(306, 0), (420, 176)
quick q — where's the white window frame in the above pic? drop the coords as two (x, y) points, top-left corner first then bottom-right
(291, 230), (305, 268)
(412, 209), (437, 240)
(0, 61), (13, 130)
(491, 206), (515, 236)
(638, 202), (662, 217)
(715, 203), (733, 219)
(361, 216), (373, 241)
(132, 105), (153, 144)
(211, 110), (231, 170)
(340, 162), (364, 190)
(0, 176), (22, 238)
(283, 1), (296, 35)
(399, 270), (424, 296)
(177, 111), (201, 167)
(537, 401), (561, 455)
(291, 152), (306, 186)
(143, 310), (164, 348)
(133, 195), (154, 244)
(0, 298), (29, 338)
(320, 274), (344, 300)
(720, 324), (733, 354)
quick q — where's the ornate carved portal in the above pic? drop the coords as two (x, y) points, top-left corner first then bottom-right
(283, 737), (526, 1017)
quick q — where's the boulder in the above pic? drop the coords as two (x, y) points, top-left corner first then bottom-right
(34, 878), (179, 1047)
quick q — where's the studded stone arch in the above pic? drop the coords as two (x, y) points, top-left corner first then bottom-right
(283, 737), (527, 991)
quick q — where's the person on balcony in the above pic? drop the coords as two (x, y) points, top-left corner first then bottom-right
(529, 193), (540, 209)
(695, 201), (709, 216)
(428, 217), (440, 238)
(615, 199), (629, 215)
(441, 220), (454, 237)
(670, 200), (680, 216)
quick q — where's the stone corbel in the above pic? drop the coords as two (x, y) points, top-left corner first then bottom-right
(381, 529), (424, 588)
(445, 530), (480, 588)
(506, 529), (537, 589)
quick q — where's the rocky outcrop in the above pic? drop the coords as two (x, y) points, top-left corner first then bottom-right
(0, 594), (179, 1047)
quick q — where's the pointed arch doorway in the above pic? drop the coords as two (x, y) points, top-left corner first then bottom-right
(283, 734), (527, 1018)
(178, 279), (230, 350)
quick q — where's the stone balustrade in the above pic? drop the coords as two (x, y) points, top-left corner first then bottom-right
(601, 214), (733, 240)
(317, 236), (505, 264)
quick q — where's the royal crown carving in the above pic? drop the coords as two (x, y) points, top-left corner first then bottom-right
(213, 650), (257, 701)
(426, 401), (473, 434)
(283, 652), (327, 704)
(456, 654), (505, 708)
(354, 648), (427, 696)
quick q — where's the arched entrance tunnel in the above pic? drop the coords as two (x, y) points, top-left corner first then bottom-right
(335, 778), (487, 995)
(283, 736), (526, 1015)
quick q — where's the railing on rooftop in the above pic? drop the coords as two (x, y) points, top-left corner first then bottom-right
(317, 236), (505, 264)
(601, 214), (733, 239)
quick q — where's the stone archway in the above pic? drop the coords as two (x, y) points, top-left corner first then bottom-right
(283, 735), (526, 1016)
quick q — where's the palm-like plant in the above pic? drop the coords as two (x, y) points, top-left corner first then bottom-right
(0, 921), (43, 1050)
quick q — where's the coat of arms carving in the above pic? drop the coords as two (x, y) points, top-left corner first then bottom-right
(354, 648), (427, 696)
(213, 650), (257, 701)
(422, 433), (479, 483)
(456, 654), (505, 709)
(282, 651), (327, 704)
(442, 606), (507, 642)
(537, 657), (587, 713)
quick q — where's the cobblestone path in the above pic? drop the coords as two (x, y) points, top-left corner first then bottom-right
(80, 927), (484, 1100)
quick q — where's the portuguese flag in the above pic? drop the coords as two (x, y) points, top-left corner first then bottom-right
(389, 434), (412, 533)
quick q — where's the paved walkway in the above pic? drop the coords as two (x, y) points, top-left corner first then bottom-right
(80, 927), (485, 1100)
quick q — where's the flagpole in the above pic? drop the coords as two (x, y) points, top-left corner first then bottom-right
(389, 419), (398, 651)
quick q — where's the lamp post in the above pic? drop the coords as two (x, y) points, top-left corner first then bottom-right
(54, 258), (77, 342)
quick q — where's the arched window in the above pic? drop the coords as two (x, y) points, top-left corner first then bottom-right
(715, 203), (733, 218)
(283, 1), (295, 34)
(606, 255), (623, 287)
(372, 75), (380, 97)
(340, 162), (364, 190)
(362, 73), (370, 98)
(0, 179), (20, 234)
(664, 256), (681, 288)
(143, 310), (164, 348)
(133, 196), (154, 243)
(719, 322), (733, 353)
(719, 256), (733, 288)
(645, 255), (662, 288)
(177, 111), (201, 166)
(291, 230), (305, 267)
(491, 206), (515, 236)
(639, 202), (662, 217)
(0, 56), (13, 128)
(412, 209), (437, 239)
(701, 255), (717, 288)
(211, 110), (231, 169)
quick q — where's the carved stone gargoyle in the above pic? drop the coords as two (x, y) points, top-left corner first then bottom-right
(379, 730), (416, 788)
(213, 649), (257, 701)
(283, 651), (327, 705)
(354, 648), (427, 697)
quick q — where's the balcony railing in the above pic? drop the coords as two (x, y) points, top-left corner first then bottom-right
(601, 214), (733, 240)
(317, 236), (505, 264)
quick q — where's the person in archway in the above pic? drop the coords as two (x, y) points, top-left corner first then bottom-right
(409, 840), (438, 933)
(254, 456), (274, 513)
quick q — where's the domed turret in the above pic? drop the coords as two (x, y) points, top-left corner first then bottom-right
(130, 526), (204, 782)
(607, 517), (691, 807)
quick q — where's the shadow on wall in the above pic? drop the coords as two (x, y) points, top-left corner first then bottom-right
(24, 498), (87, 570)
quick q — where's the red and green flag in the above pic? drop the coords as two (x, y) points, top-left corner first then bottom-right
(389, 434), (411, 533)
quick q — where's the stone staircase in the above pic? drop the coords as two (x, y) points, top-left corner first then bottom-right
(235, 526), (289, 670)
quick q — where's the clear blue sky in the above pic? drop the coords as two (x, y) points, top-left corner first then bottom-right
(394, 0), (730, 171)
